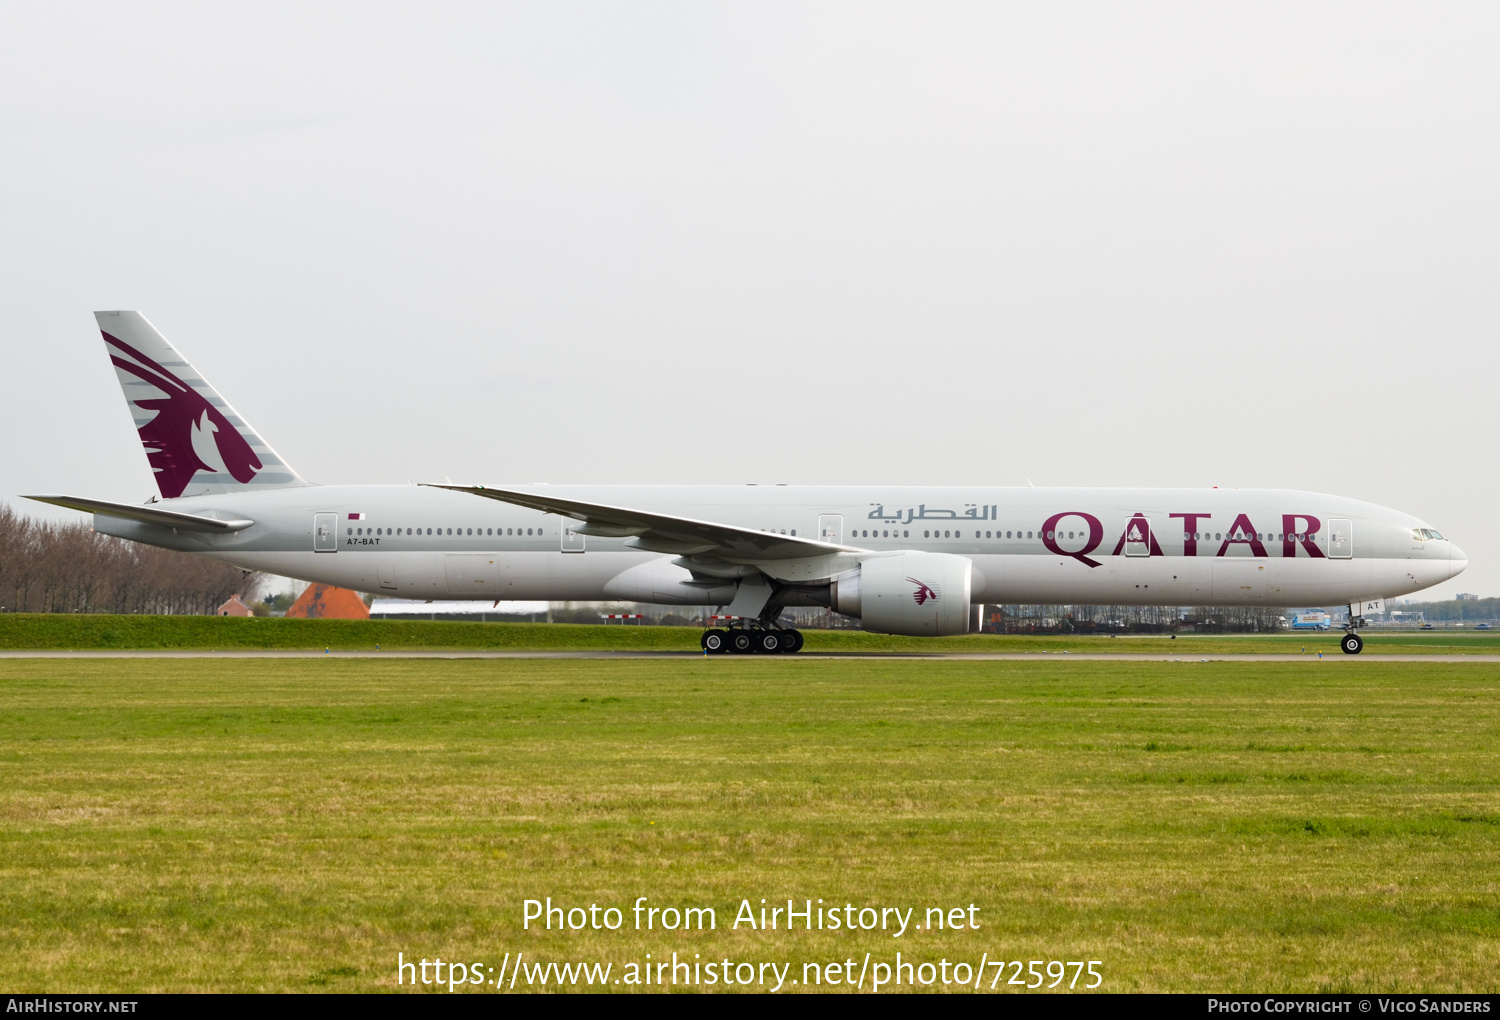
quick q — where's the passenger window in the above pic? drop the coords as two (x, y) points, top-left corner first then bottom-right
(791, 530), (797, 536)
(923, 530), (930, 538)
(346, 528), (352, 536)
(902, 530), (908, 538)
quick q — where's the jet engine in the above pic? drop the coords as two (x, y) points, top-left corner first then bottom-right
(830, 552), (973, 636)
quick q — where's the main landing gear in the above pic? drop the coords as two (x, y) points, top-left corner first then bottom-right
(701, 625), (804, 655)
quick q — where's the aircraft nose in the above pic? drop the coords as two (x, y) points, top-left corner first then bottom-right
(1449, 542), (1468, 578)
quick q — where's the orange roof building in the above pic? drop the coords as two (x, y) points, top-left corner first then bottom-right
(284, 584), (370, 620)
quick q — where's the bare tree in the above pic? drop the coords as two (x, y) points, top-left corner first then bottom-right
(0, 503), (263, 614)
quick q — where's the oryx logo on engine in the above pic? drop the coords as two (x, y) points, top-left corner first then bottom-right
(907, 577), (940, 606)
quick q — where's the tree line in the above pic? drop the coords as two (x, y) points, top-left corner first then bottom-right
(0, 503), (263, 615)
(1398, 597), (1500, 622)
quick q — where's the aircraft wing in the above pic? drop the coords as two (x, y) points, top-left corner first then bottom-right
(22, 494), (254, 533)
(426, 483), (854, 560)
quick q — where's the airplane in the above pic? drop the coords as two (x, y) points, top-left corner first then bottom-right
(25, 311), (1468, 655)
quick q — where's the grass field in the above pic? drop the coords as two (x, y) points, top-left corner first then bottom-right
(0, 655), (1497, 993)
(2, 612), (1499, 656)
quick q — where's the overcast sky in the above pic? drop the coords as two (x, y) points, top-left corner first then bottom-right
(2, 3), (1495, 600)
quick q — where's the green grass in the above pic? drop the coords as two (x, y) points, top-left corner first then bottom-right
(1, 657), (1498, 992)
(2, 613), (1498, 655)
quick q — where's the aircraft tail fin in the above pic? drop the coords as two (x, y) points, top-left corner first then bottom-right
(95, 311), (308, 498)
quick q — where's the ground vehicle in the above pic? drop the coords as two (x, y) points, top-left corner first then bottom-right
(1288, 611), (1332, 631)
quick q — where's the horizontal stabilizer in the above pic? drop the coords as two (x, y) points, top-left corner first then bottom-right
(23, 494), (254, 532)
(425, 483), (854, 561)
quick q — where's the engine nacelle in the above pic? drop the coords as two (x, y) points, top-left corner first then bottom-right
(831, 552), (973, 636)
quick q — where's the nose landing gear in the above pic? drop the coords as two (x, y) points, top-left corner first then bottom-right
(1341, 604), (1366, 654)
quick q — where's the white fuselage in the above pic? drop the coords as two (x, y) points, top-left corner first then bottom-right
(92, 483), (1466, 608)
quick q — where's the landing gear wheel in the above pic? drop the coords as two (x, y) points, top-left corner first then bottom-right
(701, 629), (728, 654)
(753, 630), (783, 654)
(778, 629), (804, 654)
(728, 630), (754, 655)
(1341, 633), (1364, 655)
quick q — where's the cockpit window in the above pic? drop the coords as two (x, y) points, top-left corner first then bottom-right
(1412, 528), (1425, 541)
(1423, 529), (1443, 540)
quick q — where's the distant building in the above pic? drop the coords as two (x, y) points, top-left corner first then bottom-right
(285, 584), (370, 620)
(369, 599), (547, 621)
(217, 594), (254, 617)
(1457, 593), (1479, 601)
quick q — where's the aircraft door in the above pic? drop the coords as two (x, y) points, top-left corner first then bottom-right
(377, 561), (397, 590)
(1212, 561), (1267, 600)
(1124, 516), (1151, 557)
(818, 514), (843, 545)
(561, 520), (585, 553)
(314, 512), (337, 552)
(445, 554), (498, 594)
(1328, 519), (1353, 559)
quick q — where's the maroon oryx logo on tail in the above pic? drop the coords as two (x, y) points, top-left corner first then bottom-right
(907, 577), (940, 606)
(104, 331), (262, 498)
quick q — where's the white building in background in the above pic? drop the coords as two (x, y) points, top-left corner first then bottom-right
(369, 599), (549, 621)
